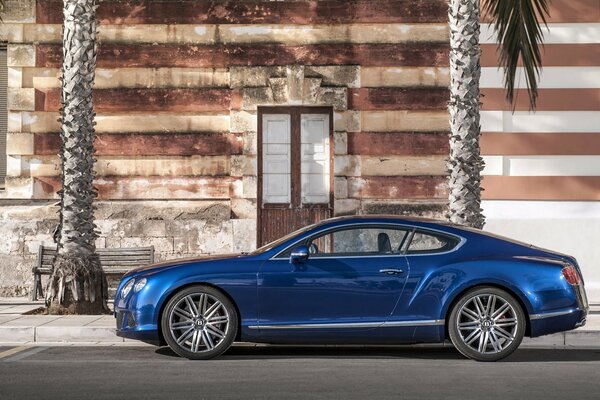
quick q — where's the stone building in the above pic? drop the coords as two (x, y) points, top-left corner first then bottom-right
(0, 0), (598, 301)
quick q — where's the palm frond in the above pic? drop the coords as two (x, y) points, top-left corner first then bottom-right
(482, 0), (550, 110)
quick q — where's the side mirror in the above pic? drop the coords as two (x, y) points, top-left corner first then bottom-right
(290, 245), (309, 264)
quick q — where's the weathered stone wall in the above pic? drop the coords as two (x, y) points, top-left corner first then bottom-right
(0, 200), (256, 296)
(0, 0), (451, 296)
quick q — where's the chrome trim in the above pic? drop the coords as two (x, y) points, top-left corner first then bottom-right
(247, 319), (444, 330)
(530, 309), (579, 320)
(384, 319), (444, 327)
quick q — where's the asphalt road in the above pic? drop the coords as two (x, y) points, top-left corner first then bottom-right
(1, 345), (599, 400)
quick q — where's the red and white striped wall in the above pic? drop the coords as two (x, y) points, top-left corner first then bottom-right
(479, 0), (600, 301)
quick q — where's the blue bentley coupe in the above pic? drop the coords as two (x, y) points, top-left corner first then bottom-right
(114, 216), (589, 361)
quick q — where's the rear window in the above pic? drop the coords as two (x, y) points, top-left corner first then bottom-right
(406, 231), (460, 254)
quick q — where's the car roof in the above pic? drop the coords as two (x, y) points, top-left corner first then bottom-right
(318, 214), (455, 226)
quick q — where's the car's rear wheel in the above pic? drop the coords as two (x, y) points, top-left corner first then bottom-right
(161, 285), (238, 360)
(449, 287), (525, 362)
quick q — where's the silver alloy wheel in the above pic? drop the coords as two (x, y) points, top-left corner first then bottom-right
(456, 294), (518, 354)
(168, 293), (230, 353)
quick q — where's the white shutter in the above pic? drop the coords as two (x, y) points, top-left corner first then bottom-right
(300, 114), (330, 204)
(262, 114), (291, 204)
(0, 46), (7, 187)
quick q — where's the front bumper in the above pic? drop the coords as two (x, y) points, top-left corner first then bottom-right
(114, 308), (161, 345)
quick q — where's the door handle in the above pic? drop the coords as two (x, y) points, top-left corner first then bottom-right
(379, 268), (404, 275)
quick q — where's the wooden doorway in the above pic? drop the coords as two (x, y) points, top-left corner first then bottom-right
(257, 106), (333, 246)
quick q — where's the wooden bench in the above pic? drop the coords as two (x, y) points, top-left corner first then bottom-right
(31, 245), (155, 301)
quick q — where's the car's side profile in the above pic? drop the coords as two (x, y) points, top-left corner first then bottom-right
(114, 216), (589, 361)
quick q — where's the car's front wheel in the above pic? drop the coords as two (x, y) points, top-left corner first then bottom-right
(449, 287), (526, 361)
(161, 285), (238, 360)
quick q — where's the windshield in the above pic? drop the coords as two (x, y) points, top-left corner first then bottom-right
(252, 222), (321, 255)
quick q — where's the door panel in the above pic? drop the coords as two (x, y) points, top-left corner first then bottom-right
(258, 255), (409, 329)
(257, 226), (411, 332)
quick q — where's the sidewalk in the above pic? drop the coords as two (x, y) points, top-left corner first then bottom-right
(1, 297), (599, 347)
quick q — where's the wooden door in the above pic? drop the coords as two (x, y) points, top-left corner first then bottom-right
(257, 107), (333, 246)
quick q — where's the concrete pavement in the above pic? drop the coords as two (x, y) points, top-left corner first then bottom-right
(1, 297), (599, 347)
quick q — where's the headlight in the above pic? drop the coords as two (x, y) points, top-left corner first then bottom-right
(121, 279), (135, 298)
(133, 278), (147, 293)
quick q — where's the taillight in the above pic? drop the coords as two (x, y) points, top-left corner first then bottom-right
(562, 265), (581, 285)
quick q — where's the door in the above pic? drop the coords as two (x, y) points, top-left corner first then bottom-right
(258, 107), (333, 247)
(257, 225), (410, 333)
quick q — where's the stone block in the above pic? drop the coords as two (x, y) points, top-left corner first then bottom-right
(0, 23), (24, 43)
(164, 220), (206, 237)
(231, 199), (257, 220)
(93, 67), (229, 89)
(120, 237), (174, 254)
(302, 77), (322, 104)
(334, 110), (360, 132)
(231, 155), (257, 177)
(334, 155), (361, 177)
(196, 221), (233, 254)
(106, 220), (167, 238)
(230, 110), (256, 133)
(243, 131), (257, 155)
(362, 110), (449, 132)
(1, 0), (36, 23)
(333, 199), (361, 216)
(173, 237), (189, 254)
(24, 234), (53, 254)
(361, 201), (448, 218)
(316, 87), (347, 111)
(306, 66), (360, 88)
(360, 155), (448, 176)
(7, 88), (35, 111)
(7, 45), (35, 67)
(334, 177), (348, 199)
(242, 87), (274, 111)
(361, 66), (450, 88)
(230, 66), (285, 88)
(8, 67), (23, 88)
(0, 254), (34, 297)
(242, 175), (258, 199)
(2, 177), (34, 199)
(334, 132), (348, 155)
(232, 219), (257, 253)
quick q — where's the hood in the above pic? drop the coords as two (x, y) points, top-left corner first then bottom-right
(123, 253), (248, 278)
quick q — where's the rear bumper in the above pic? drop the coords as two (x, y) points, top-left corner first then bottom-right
(530, 307), (589, 337)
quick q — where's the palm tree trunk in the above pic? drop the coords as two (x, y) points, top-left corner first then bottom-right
(447, 0), (486, 229)
(47, 0), (108, 314)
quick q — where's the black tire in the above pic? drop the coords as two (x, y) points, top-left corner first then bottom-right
(448, 286), (526, 362)
(161, 285), (238, 360)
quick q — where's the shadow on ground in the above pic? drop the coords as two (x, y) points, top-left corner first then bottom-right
(155, 345), (600, 362)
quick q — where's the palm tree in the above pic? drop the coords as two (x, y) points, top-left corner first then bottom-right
(46, 0), (109, 314)
(447, 0), (549, 228)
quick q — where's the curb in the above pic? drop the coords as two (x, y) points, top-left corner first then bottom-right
(1, 325), (599, 348)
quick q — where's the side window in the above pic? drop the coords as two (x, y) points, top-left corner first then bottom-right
(308, 227), (409, 257)
(407, 231), (460, 254)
